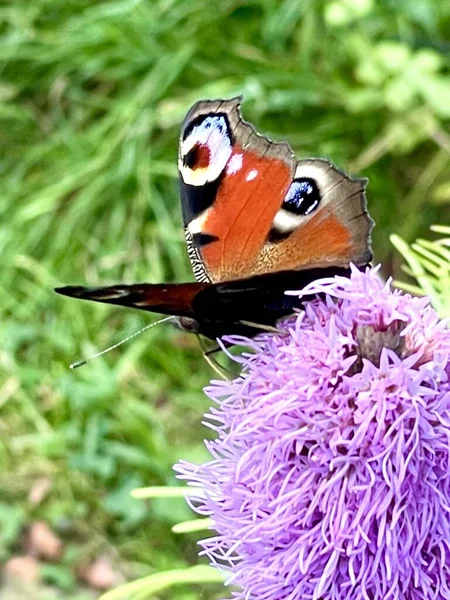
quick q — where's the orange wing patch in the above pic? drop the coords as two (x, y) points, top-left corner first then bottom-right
(257, 211), (354, 275)
(200, 146), (292, 281)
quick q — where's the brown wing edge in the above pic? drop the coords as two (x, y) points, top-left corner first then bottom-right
(327, 165), (374, 266)
(295, 158), (374, 267)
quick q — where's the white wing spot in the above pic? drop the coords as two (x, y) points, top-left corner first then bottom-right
(227, 153), (243, 175)
(246, 169), (258, 181)
(188, 208), (212, 235)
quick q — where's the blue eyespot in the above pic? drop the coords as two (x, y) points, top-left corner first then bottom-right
(182, 113), (230, 141)
(282, 178), (320, 216)
(199, 116), (227, 135)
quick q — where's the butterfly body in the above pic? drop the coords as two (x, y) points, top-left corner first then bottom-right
(58, 267), (351, 340)
(56, 98), (373, 341)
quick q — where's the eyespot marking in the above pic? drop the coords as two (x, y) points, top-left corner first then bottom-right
(267, 227), (291, 243)
(269, 178), (322, 240)
(183, 144), (211, 170)
(283, 178), (321, 216)
(179, 113), (232, 187)
(271, 208), (304, 236)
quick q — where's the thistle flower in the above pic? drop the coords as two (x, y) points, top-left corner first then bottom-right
(175, 266), (450, 600)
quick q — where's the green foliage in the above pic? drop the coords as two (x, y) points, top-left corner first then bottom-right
(1, 0), (449, 597)
(392, 226), (450, 318)
(99, 565), (225, 600)
(41, 563), (77, 590)
(0, 503), (26, 561)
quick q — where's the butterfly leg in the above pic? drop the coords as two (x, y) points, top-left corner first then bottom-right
(197, 336), (233, 380)
(238, 320), (282, 334)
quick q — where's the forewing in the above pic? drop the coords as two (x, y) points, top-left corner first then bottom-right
(178, 97), (295, 283)
(55, 282), (210, 317)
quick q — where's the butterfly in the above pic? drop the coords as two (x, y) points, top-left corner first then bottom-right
(56, 97), (374, 341)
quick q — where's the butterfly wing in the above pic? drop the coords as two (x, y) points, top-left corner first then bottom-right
(54, 278), (283, 339)
(178, 98), (373, 283)
(55, 282), (209, 318)
(56, 265), (351, 340)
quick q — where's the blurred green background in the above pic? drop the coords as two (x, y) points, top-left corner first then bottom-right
(1, 0), (449, 597)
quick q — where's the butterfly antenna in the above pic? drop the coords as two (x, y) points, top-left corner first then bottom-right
(70, 316), (176, 369)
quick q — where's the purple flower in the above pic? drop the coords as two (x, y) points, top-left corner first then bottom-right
(175, 266), (450, 600)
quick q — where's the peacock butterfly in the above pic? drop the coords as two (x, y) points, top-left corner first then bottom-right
(56, 97), (374, 340)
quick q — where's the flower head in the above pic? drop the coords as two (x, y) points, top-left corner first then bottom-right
(175, 266), (450, 600)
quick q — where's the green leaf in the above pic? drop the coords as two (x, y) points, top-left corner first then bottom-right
(420, 77), (450, 118)
(0, 504), (26, 552)
(41, 564), (76, 590)
(99, 565), (226, 600)
(413, 49), (443, 73)
(383, 78), (416, 112)
(324, 0), (373, 27)
(104, 475), (148, 527)
(391, 231), (450, 318)
(432, 182), (450, 205)
(375, 42), (411, 74)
